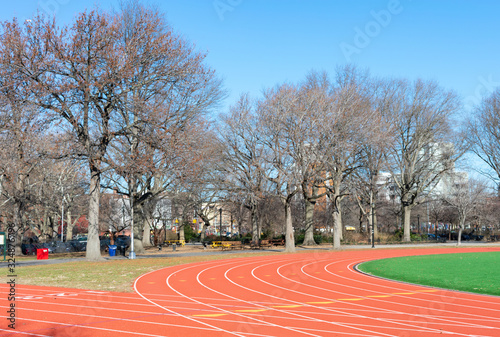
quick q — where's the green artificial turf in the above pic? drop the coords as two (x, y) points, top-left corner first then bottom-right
(358, 252), (500, 296)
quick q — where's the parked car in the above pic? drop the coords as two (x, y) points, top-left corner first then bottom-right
(427, 233), (446, 243)
(470, 234), (484, 241)
(46, 241), (74, 253)
(100, 237), (111, 251)
(114, 235), (131, 247)
(33, 243), (55, 254)
(21, 243), (36, 255)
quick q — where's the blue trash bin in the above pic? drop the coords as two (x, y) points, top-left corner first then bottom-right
(108, 245), (117, 257)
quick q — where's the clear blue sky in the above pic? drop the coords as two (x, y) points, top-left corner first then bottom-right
(3, 0), (499, 113)
(2, 0), (499, 178)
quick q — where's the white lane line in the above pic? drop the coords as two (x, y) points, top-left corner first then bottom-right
(0, 315), (206, 337)
(0, 306), (249, 333)
(257, 256), (491, 336)
(251, 257), (440, 336)
(220, 257), (401, 337)
(300, 258), (500, 331)
(0, 328), (50, 337)
(296, 257), (500, 329)
(342, 259), (500, 308)
(195, 259), (329, 337)
(163, 257), (324, 336)
(134, 258), (251, 337)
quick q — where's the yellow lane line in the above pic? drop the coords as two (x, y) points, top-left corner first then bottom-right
(272, 305), (302, 308)
(193, 314), (227, 317)
(417, 289), (439, 292)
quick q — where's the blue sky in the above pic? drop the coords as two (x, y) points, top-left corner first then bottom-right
(2, 0), (500, 177)
(3, 0), (499, 114)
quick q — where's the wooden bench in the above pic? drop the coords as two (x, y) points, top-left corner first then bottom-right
(259, 239), (272, 249)
(269, 239), (285, 246)
(211, 241), (243, 250)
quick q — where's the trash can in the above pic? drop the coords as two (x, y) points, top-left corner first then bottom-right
(37, 248), (49, 260)
(172, 243), (176, 251)
(108, 245), (117, 257)
(119, 245), (126, 256)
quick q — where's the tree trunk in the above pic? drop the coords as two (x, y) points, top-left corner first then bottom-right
(402, 204), (412, 242)
(338, 201), (343, 241)
(13, 202), (23, 255)
(41, 207), (49, 242)
(251, 208), (259, 243)
(142, 217), (152, 247)
(284, 200), (295, 253)
(131, 192), (144, 255)
(86, 167), (104, 261)
(66, 210), (75, 241)
(200, 222), (209, 241)
(359, 207), (365, 234)
(179, 223), (185, 241)
(457, 221), (463, 246)
(329, 178), (343, 249)
(303, 198), (316, 245)
(132, 212), (144, 254)
(331, 207), (341, 250)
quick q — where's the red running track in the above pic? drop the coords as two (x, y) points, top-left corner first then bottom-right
(1, 247), (499, 336)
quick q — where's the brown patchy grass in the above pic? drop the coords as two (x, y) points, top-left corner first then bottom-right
(15, 251), (277, 293)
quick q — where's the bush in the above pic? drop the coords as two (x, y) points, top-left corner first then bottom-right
(182, 224), (198, 242)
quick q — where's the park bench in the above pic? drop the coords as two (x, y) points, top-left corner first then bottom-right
(212, 241), (243, 250)
(222, 241), (243, 250)
(164, 240), (185, 247)
(249, 239), (273, 249)
(260, 239), (272, 248)
(269, 239), (285, 246)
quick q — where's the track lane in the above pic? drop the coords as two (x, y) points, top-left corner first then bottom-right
(1, 246), (498, 336)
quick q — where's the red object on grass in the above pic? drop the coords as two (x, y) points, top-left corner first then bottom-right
(36, 248), (49, 260)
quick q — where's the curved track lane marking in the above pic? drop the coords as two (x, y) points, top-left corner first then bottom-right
(133, 248), (500, 337)
(181, 258), (324, 336)
(260, 257), (449, 336)
(134, 259), (249, 336)
(298, 258), (499, 332)
(197, 258), (355, 337)
(222, 257), (400, 337)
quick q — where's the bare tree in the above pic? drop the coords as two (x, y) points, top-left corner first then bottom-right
(218, 95), (270, 244)
(257, 83), (325, 252)
(0, 85), (48, 253)
(443, 178), (487, 246)
(0, 11), (133, 260)
(0, 5), (222, 260)
(315, 66), (376, 249)
(467, 88), (500, 185)
(382, 78), (462, 242)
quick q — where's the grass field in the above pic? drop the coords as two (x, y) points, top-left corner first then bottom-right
(358, 252), (500, 296)
(11, 251), (275, 293)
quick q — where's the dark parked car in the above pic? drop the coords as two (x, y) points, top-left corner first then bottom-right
(113, 236), (130, 256)
(33, 243), (55, 254)
(46, 241), (74, 253)
(21, 243), (36, 255)
(100, 237), (111, 251)
(427, 233), (447, 243)
(469, 234), (484, 241)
